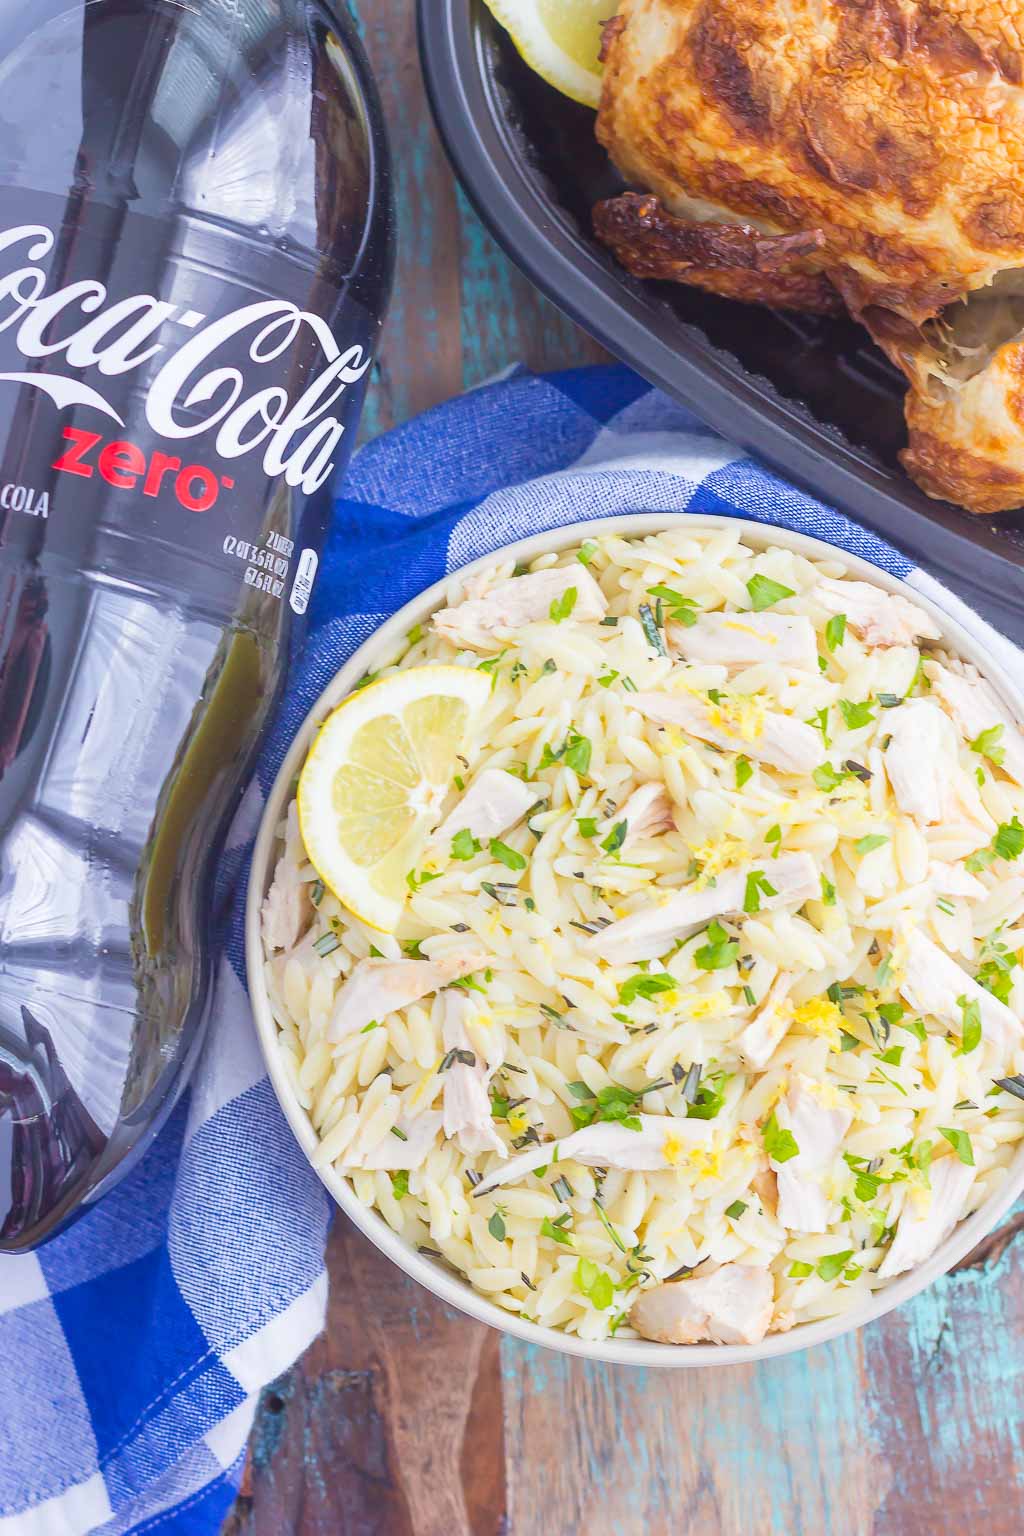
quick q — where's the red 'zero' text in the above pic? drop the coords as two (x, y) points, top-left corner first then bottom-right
(52, 426), (235, 512)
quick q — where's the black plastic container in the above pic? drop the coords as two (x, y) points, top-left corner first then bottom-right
(419, 0), (1024, 645)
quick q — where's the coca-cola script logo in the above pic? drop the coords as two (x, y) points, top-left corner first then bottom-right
(0, 224), (370, 496)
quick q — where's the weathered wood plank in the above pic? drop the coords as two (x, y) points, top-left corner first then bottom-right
(502, 1333), (883, 1536)
(866, 1222), (1024, 1535)
(502, 1222), (1024, 1536)
(454, 184), (607, 391)
(356, 2), (464, 439)
(228, 1215), (505, 1536)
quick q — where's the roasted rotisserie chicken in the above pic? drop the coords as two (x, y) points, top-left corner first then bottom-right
(592, 0), (1024, 514)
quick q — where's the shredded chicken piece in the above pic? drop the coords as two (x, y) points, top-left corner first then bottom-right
(628, 1263), (774, 1345)
(589, 852), (818, 965)
(616, 781), (676, 843)
(878, 1155), (976, 1279)
(898, 929), (1020, 1052)
(472, 1114), (713, 1198)
(432, 565), (607, 651)
(328, 949), (488, 1045)
(883, 699), (966, 826)
(632, 691), (820, 774)
(773, 1076), (853, 1234)
(929, 861), (986, 899)
(434, 768), (537, 848)
(814, 577), (941, 648)
(440, 991), (505, 1158)
(751, 1164), (779, 1219)
(734, 972), (798, 1071)
(261, 803), (313, 951)
(927, 662), (1024, 787)
(350, 1111), (444, 1173)
(669, 611), (818, 672)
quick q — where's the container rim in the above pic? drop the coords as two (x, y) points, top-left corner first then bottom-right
(246, 511), (1024, 1368)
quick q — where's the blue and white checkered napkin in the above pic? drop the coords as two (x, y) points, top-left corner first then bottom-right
(1, 363), (1017, 1535)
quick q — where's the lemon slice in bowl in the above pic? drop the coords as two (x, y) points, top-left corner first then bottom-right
(482, 0), (607, 109)
(297, 665), (491, 933)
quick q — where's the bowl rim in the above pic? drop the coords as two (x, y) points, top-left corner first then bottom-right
(246, 511), (1024, 1368)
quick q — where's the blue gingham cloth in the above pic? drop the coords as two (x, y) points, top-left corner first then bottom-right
(0, 363), (1017, 1535)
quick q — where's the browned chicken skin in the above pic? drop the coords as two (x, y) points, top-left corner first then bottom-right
(593, 0), (1024, 514)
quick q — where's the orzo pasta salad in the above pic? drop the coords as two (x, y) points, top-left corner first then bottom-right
(261, 525), (1024, 1345)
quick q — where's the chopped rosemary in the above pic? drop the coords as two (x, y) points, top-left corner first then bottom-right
(638, 602), (667, 656)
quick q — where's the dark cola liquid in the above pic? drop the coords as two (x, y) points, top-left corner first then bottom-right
(0, 0), (393, 1248)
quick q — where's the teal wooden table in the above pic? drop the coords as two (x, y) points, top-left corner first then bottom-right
(226, 5), (1024, 1532)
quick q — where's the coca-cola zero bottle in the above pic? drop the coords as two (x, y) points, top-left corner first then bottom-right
(0, 0), (393, 1248)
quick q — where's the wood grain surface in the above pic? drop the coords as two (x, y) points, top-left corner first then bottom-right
(225, 3), (1024, 1532)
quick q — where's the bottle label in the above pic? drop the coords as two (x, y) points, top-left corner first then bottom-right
(0, 189), (378, 609)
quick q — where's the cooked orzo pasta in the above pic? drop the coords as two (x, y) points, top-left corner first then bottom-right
(261, 525), (1024, 1346)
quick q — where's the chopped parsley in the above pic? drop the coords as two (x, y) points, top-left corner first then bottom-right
(735, 754), (753, 789)
(855, 833), (888, 855)
(813, 762), (848, 793)
(390, 1171), (409, 1200)
(966, 816), (1024, 872)
(488, 1209), (507, 1241)
(646, 584), (698, 628)
(746, 573), (795, 611)
(574, 1257), (614, 1310)
(821, 874), (837, 907)
(406, 868), (442, 892)
(549, 586), (578, 624)
(816, 1250), (854, 1282)
(939, 1127), (975, 1166)
(743, 869), (777, 914)
(601, 821), (628, 855)
(825, 613), (846, 652)
(763, 1110), (799, 1163)
(539, 729), (592, 776)
(970, 724), (1005, 766)
(808, 707), (831, 747)
(725, 1199), (747, 1220)
(977, 929), (1017, 1004)
(838, 698), (875, 730)
(788, 1260), (814, 1278)
(958, 995), (982, 1055)
(540, 1213), (574, 1247)
(490, 838), (527, 871)
(687, 1070), (729, 1121)
(619, 971), (676, 1005)
(694, 919), (739, 971)
(451, 829), (481, 860)
(577, 816), (599, 839)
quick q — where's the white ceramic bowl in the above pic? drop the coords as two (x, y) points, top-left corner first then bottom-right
(246, 514), (1024, 1367)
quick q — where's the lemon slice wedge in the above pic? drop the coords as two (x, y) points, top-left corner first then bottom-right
(481, 0), (606, 109)
(297, 665), (491, 933)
